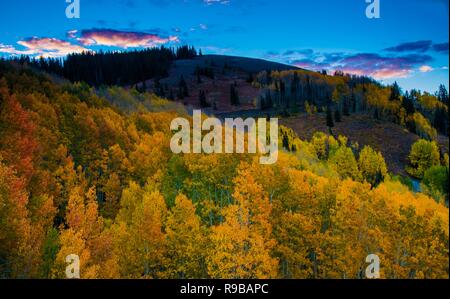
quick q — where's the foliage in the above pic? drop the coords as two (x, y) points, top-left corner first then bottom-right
(406, 139), (441, 179)
(358, 146), (388, 187)
(0, 61), (448, 279)
(422, 166), (449, 203)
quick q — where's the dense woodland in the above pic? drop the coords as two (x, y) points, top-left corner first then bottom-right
(254, 70), (449, 138)
(8, 45), (199, 87)
(0, 58), (448, 279)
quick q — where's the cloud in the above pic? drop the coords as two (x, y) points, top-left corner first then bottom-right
(144, 0), (230, 6)
(77, 28), (179, 48)
(419, 65), (434, 72)
(203, 0), (230, 5)
(67, 30), (78, 39)
(384, 40), (432, 53)
(0, 37), (89, 58)
(384, 40), (448, 54)
(432, 42), (449, 53)
(0, 28), (179, 58)
(272, 49), (433, 80)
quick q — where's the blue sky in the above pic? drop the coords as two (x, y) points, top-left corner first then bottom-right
(0, 0), (448, 92)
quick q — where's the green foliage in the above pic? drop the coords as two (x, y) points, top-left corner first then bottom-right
(311, 132), (339, 160)
(390, 175), (414, 191)
(329, 145), (361, 181)
(422, 166), (449, 203)
(413, 112), (437, 140)
(358, 146), (388, 187)
(406, 139), (440, 179)
(40, 227), (60, 278)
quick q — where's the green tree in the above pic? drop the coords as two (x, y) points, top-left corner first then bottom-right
(422, 165), (449, 202)
(358, 146), (388, 187)
(406, 139), (440, 179)
(329, 146), (361, 181)
(326, 107), (334, 128)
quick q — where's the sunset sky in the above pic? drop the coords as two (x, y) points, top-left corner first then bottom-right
(1, 0), (448, 92)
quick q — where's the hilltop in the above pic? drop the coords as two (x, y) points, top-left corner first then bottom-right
(139, 54), (299, 113)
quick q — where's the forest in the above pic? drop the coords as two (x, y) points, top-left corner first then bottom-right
(0, 58), (448, 279)
(8, 45), (199, 87)
(254, 70), (449, 139)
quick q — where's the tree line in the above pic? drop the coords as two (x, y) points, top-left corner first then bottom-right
(5, 45), (199, 87)
(254, 70), (449, 137)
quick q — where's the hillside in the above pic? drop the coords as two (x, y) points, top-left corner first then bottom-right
(139, 54), (299, 113)
(280, 113), (449, 175)
(5, 52), (448, 181)
(0, 59), (449, 279)
(10, 50), (448, 182)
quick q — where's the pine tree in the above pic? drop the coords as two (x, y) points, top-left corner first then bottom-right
(437, 84), (449, 105)
(230, 83), (239, 106)
(178, 75), (189, 99)
(389, 81), (401, 101)
(402, 91), (415, 115)
(326, 107), (334, 128)
(334, 108), (341, 122)
(199, 90), (209, 108)
(343, 99), (350, 116)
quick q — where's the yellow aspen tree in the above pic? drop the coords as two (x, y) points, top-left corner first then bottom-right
(53, 187), (105, 278)
(207, 164), (278, 278)
(113, 183), (167, 278)
(329, 145), (362, 181)
(164, 194), (207, 278)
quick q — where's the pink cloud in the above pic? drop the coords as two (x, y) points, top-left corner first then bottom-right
(77, 29), (179, 48)
(419, 65), (434, 73)
(288, 51), (432, 80)
(0, 37), (89, 58)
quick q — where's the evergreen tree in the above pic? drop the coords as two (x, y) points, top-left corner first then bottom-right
(178, 75), (189, 99)
(402, 91), (416, 115)
(334, 108), (342, 122)
(326, 107), (334, 128)
(230, 83), (239, 106)
(437, 84), (449, 105)
(389, 81), (401, 101)
(195, 66), (202, 84)
(343, 99), (350, 116)
(199, 90), (209, 108)
(282, 133), (290, 150)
